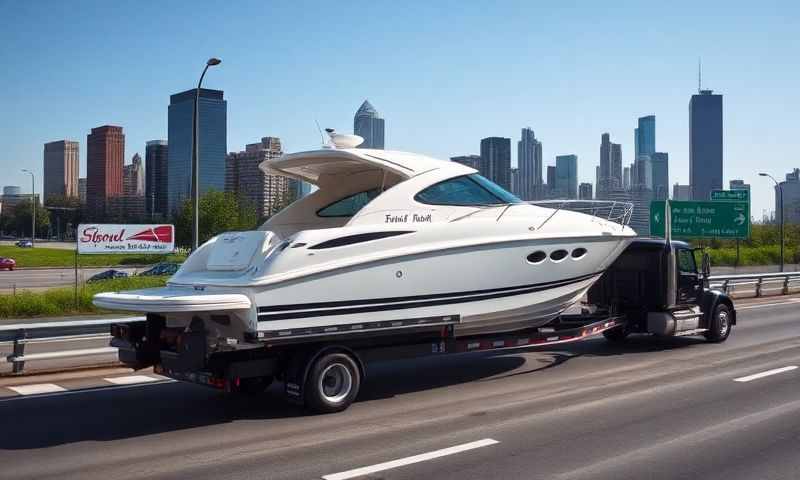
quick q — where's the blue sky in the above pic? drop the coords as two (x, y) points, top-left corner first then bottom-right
(1, 0), (798, 218)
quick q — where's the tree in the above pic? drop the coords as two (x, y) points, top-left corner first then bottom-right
(173, 190), (259, 248)
(10, 200), (51, 239)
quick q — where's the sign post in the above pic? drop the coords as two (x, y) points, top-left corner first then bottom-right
(650, 201), (750, 239)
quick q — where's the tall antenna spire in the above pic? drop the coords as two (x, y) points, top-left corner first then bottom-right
(698, 57), (702, 93)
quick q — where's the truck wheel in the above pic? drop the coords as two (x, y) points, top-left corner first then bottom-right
(704, 304), (732, 343)
(304, 352), (361, 414)
(603, 326), (629, 343)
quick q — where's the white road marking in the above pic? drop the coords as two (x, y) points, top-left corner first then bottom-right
(0, 379), (176, 402)
(734, 366), (798, 383)
(103, 375), (160, 385)
(322, 438), (499, 480)
(8, 383), (67, 395)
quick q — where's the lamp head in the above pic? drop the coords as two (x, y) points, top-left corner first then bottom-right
(207, 58), (222, 66)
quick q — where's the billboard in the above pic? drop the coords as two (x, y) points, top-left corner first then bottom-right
(78, 224), (175, 254)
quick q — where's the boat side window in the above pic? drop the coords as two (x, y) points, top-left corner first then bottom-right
(677, 249), (697, 274)
(414, 174), (522, 206)
(317, 189), (381, 217)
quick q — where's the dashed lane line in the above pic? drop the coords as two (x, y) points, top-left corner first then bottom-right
(7, 383), (67, 395)
(734, 366), (798, 383)
(321, 438), (500, 480)
(103, 375), (161, 385)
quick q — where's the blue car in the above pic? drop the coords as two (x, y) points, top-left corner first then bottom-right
(87, 269), (129, 283)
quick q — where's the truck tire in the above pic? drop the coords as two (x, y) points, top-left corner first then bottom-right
(304, 352), (361, 414)
(603, 326), (629, 343)
(704, 304), (732, 343)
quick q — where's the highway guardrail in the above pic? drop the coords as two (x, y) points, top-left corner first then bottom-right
(708, 272), (800, 297)
(1, 271), (799, 376)
(0, 317), (144, 375)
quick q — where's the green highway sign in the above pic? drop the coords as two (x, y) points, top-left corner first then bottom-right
(650, 200), (750, 239)
(711, 189), (749, 202)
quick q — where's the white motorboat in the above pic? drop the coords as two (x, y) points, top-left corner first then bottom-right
(95, 132), (636, 346)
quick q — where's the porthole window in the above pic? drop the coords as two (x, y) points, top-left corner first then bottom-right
(550, 249), (568, 262)
(571, 248), (588, 259)
(527, 251), (547, 264)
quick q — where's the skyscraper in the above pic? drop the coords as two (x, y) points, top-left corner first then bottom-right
(599, 133), (611, 195)
(673, 183), (691, 200)
(78, 178), (86, 205)
(168, 88), (227, 214)
(450, 155), (481, 170)
(730, 179), (750, 192)
(145, 140), (168, 219)
(598, 133), (622, 196)
(510, 168), (520, 197)
(517, 127), (542, 200)
(123, 153), (145, 197)
(354, 100), (385, 149)
(578, 182), (593, 200)
(623, 166), (631, 190)
(650, 152), (669, 200)
(611, 143), (622, 189)
(225, 136), (290, 219)
(636, 115), (656, 157)
(480, 137), (511, 190)
(555, 154), (578, 199)
(43, 140), (79, 203)
(689, 90), (723, 200)
(547, 166), (557, 196)
(86, 125), (124, 217)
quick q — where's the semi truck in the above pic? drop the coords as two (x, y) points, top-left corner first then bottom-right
(110, 238), (734, 413)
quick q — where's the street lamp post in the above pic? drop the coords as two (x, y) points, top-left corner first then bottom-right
(760, 172), (784, 272)
(191, 57), (222, 251)
(21, 169), (35, 247)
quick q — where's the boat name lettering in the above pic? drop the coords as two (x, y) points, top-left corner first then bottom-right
(384, 212), (433, 223)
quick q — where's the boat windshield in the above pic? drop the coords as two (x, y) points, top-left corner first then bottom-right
(415, 174), (523, 206)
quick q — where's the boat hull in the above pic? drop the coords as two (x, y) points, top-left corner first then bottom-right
(253, 235), (631, 338)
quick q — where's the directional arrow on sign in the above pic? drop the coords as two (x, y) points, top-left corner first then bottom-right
(734, 213), (745, 225)
(654, 212), (660, 224)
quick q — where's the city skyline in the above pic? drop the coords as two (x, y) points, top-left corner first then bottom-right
(2, 1), (798, 219)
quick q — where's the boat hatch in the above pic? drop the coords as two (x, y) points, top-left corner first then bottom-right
(206, 231), (274, 271)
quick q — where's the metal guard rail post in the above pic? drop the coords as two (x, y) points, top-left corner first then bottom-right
(1, 317), (145, 375)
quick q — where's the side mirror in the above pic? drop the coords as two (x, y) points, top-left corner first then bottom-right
(702, 252), (711, 277)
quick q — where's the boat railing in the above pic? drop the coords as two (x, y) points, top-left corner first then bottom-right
(530, 200), (634, 231)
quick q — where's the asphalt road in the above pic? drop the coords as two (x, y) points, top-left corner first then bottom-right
(0, 267), (141, 292)
(0, 296), (798, 480)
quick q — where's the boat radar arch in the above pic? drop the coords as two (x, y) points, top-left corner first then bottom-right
(324, 128), (363, 149)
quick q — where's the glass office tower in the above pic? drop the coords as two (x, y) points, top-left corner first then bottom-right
(167, 88), (227, 214)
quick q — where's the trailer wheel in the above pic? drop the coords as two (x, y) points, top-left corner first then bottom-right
(704, 304), (732, 343)
(603, 326), (629, 343)
(304, 352), (361, 413)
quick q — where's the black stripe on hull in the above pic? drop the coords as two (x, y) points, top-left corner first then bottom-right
(257, 271), (602, 321)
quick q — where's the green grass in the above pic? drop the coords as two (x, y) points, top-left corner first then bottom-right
(706, 245), (792, 267)
(0, 246), (186, 268)
(0, 276), (169, 318)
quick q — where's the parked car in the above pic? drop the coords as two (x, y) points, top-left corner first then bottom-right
(16, 240), (33, 248)
(139, 262), (181, 276)
(87, 269), (128, 283)
(0, 257), (15, 271)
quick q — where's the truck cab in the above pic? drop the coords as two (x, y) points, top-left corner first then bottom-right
(587, 238), (735, 342)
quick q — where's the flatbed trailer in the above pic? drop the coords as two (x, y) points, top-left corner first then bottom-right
(112, 312), (625, 413)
